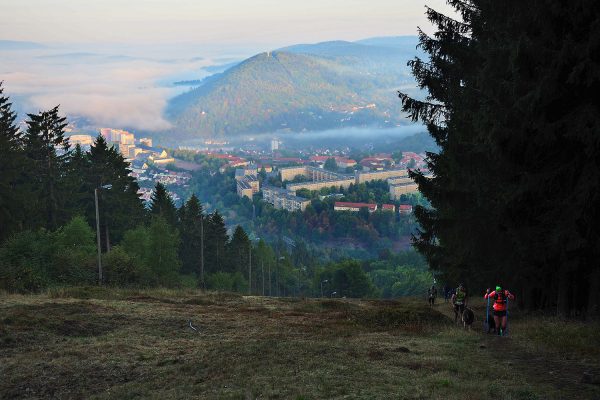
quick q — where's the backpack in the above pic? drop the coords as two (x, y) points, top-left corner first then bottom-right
(494, 290), (507, 305)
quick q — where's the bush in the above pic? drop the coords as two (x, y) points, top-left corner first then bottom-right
(104, 246), (151, 287)
(206, 271), (248, 293)
(0, 230), (53, 292)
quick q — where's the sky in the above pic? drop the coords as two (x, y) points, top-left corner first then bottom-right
(0, 0), (456, 134)
(1, 0), (455, 46)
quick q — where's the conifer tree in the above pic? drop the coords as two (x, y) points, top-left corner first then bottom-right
(146, 216), (181, 286)
(86, 135), (145, 250)
(179, 195), (205, 284)
(226, 225), (250, 274)
(63, 144), (90, 217)
(401, 0), (600, 314)
(204, 211), (228, 274)
(23, 106), (70, 231)
(0, 83), (26, 242)
(149, 182), (178, 228)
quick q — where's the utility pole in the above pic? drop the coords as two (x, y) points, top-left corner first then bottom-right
(248, 242), (252, 295)
(94, 184), (112, 285)
(200, 215), (205, 289)
(94, 188), (102, 285)
(262, 259), (265, 296)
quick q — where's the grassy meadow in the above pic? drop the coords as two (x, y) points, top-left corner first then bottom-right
(1, 288), (599, 399)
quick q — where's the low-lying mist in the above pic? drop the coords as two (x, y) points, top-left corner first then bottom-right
(0, 42), (251, 132)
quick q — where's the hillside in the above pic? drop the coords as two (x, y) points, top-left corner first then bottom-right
(2, 288), (598, 399)
(167, 37), (421, 138)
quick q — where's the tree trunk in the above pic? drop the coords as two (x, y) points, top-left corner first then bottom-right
(587, 268), (600, 318)
(105, 225), (111, 253)
(557, 263), (570, 317)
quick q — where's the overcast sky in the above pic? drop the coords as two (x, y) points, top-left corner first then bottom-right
(2, 0), (455, 46)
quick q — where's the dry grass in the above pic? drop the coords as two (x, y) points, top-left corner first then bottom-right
(1, 289), (599, 399)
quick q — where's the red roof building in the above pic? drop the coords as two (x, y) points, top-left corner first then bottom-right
(398, 204), (413, 214)
(381, 204), (395, 212)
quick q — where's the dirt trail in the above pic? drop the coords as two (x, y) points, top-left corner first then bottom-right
(431, 299), (599, 398)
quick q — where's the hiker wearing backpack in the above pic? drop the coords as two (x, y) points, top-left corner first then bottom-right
(484, 286), (515, 336)
(451, 284), (468, 323)
(427, 285), (438, 306)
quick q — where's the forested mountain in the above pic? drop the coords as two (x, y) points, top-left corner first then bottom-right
(167, 37), (421, 138)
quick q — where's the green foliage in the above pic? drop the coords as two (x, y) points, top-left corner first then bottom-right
(104, 246), (150, 287)
(0, 82), (27, 242)
(149, 182), (178, 227)
(179, 194), (205, 279)
(23, 106), (70, 231)
(319, 260), (377, 298)
(146, 216), (181, 287)
(226, 225), (250, 274)
(323, 157), (337, 172)
(206, 271), (248, 292)
(121, 225), (150, 262)
(0, 230), (53, 292)
(0, 216), (97, 292)
(51, 216), (96, 284)
(167, 50), (410, 137)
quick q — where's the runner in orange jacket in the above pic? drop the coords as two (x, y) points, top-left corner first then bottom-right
(484, 286), (515, 335)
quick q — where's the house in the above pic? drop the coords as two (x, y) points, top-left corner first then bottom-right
(335, 158), (357, 169)
(381, 204), (395, 212)
(258, 164), (273, 173)
(398, 204), (413, 215)
(334, 202), (378, 212)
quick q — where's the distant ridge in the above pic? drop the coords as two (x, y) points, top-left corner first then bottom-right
(166, 36), (423, 138)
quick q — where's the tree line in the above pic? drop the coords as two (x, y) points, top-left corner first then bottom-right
(0, 84), (398, 296)
(400, 0), (600, 316)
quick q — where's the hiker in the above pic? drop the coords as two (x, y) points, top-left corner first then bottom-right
(427, 285), (437, 306)
(451, 284), (467, 323)
(443, 284), (450, 303)
(484, 286), (515, 335)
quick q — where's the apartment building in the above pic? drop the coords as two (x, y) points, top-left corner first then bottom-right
(236, 175), (260, 198)
(262, 186), (311, 212)
(389, 182), (419, 199)
(355, 168), (409, 184)
(334, 202), (378, 212)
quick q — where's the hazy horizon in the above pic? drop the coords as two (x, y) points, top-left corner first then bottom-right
(2, 0), (455, 46)
(0, 0), (455, 137)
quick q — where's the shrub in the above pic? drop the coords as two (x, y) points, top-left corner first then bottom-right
(0, 230), (53, 292)
(206, 272), (248, 293)
(104, 246), (151, 287)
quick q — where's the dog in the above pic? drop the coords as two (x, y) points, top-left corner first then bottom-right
(484, 313), (496, 334)
(461, 307), (475, 329)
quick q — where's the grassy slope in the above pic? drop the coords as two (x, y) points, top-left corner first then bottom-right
(1, 288), (599, 400)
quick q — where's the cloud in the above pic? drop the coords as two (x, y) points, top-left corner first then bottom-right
(0, 48), (218, 132)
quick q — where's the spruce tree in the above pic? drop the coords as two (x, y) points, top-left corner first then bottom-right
(86, 135), (145, 250)
(226, 225), (250, 274)
(0, 83), (26, 242)
(204, 211), (228, 274)
(63, 144), (90, 218)
(23, 106), (70, 231)
(149, 182), (178, 227)
(401, 0), (600, 314)
(179, 195), (205, 285)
